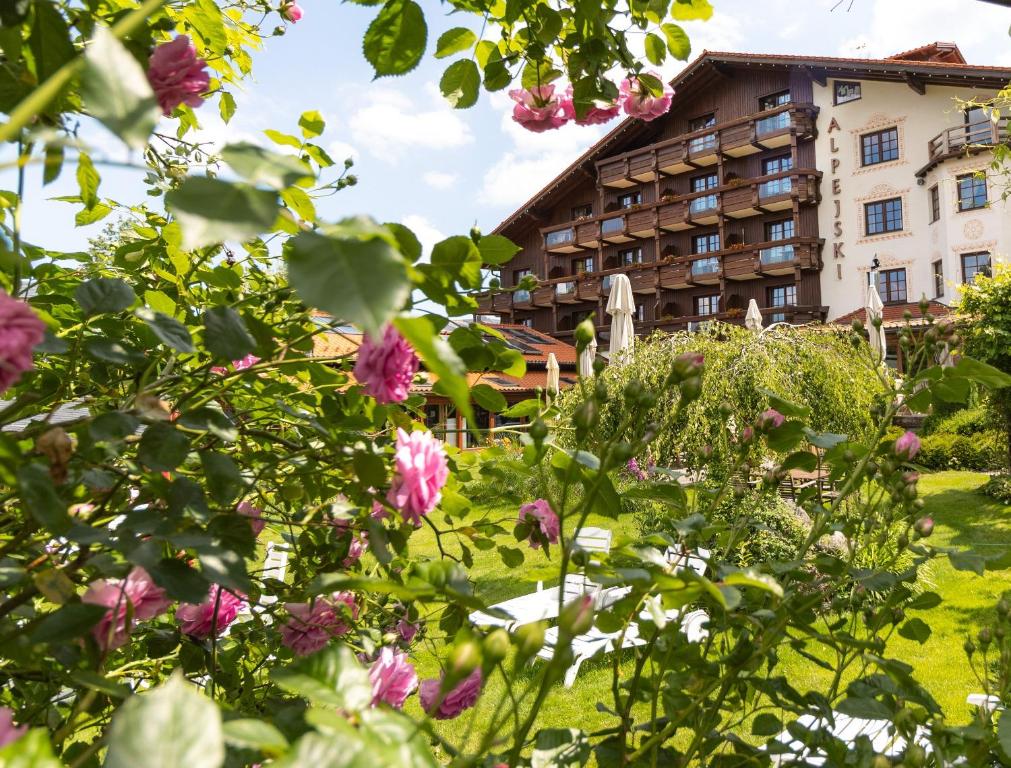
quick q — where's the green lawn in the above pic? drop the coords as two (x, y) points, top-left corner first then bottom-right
(404, 471), (1011, 755)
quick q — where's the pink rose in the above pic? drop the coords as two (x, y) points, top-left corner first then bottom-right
(0, 707), (26, 748)
(758, 409), (785, 430)
(0, 291), (45, 395)
(280, 1), (302, 22)
(619, 73), (673, 121)
(397, 618), (418, 644)
(740, 426), (755, 445)
(560, 86), (620, 126)
(237, 501), (265, 536)
(518, 499), (560, 550)
(280, 592), (358, 657)
(508, 85), (569, 133)
(371, 499), (390, 520)
(419, 668), (482, 720)
(176, 585), (245, 639)
(895, 431), (921, 460)
(354, 325), (419, 404)
(387, 428), (448, 526)
(343, 531), (368, 567)
(369, 647), (418, 709)
(82, 567), (171, 651)
(211, 354), (260, 376)
(147, 36), (210, 116)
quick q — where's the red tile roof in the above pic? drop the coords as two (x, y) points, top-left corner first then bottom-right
(831, 301), (954, 328)
(489, 323), (578, 365)
(888, 42), (966, 64)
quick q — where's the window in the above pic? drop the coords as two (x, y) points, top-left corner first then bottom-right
(929, 185), (940, 223)
(875, 268), (907, 303)
(762, 155), (793, 175)
(760, 156), (793, 197)
(617, 191), (642, 209)
(861, 127), (899, 166)
(571, 203), (593, 219)
(690, 173), (719, 213)
(864, 197), (903, 235)
(689, 113), (716, 131)
(688, 114), (717, 153)
(618, 247), (643, 266)
(513, 268), (532, 283)
(933, 259), (944, 298)
(961, 252), (991, 283)
(695, 295), (720, 316)
(965, 106), (992, 144)
(957, 173), (987, 211)
(768, 284), (797, 307)
(519, 317), (533, 328)
(765, 219), (795, 241)
(834, 81), (861, 105)
(635, 304), (646, 322)
(574, 256), (594, 274)
(759, 90), (791, 110)
(692, 232), (721, 254)
(545, 228), (575, 247)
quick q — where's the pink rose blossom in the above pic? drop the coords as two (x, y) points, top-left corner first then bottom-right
(419, 668), (482, 720)
(561, 86), (620, 126)
(369, 647), (418, 709)
(176, 585), (246, 639)
(354, 325), (419, 404)
(0, 291), (45, 395)
(397, 618), (418, 644)
(509, 85), (569, 133)
(895, 431), (921, 460)
(83, 567), (171, 651)
(518, 499), (560, 550)
(147, 36), (210, 116)
(0, 707), (26, 748)
(619, 73), (674, 121)
(343, 531), (368, 567)
(280, 1), (302, 22)
(371, 499), (390, 520)
(280, 592), (358, 656)
(237, 501), (265, 536)
(211, 354), (260, 376)
(758, 409), (785, 430)
(387, 428), (449, 526)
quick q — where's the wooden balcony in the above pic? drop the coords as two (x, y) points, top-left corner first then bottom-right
(916, 116), (1010, 177)
(723, 171), (820, 218)
(643, 304), (826, 332)
(513, 288), (533, 309)
(687, 256), (721, 285)
(685, 192), (720, 226)
(658, 262), (689, 290)
(575, 219), (600, 247)
(600, 215), (633, 244)
(577, 275), (602, 300)
(543, 225), (582, 254)
(597, 104), (818, 185)
(532, 286), (555, 307)
(627, 207), (657, 238)
(658, 199), (692, 232)
(629, 267), (659, 295)
(555, 280), (579, 304)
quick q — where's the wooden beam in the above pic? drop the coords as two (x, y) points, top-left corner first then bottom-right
(803, 66), (827, 87)
(905, 73), (926, 95)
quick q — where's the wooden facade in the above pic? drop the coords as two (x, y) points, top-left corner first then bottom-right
(478, 63), (827, 338)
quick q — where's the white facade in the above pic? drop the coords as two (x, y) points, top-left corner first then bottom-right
(813, 78), (1010, 320)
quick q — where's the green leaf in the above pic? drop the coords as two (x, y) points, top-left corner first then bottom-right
(395, 315), (472, 424)
(165, 177), (280, 250)
(765, 420), (806, 453)
(75, 203), (112, 226)
(220, 143), (313, 190)
(89, 412), (140, 442)
(298, 109), (326, 138)
(431, 235), (482, 289)
(440, 59), (480, 108)
(660, 23), (691, 61)
(907, 591), (942, 610)
(835, 696), (891, 721)
(219, 91), (236, 123)
(146, 558), (209, 603)
(202, 307), (256, 360)
(723, 569), (783, 598)
(950, 356), (1011, 390)
(498, 545), (524, 567)
(779, 451), (818, 472)
(286, 229), (410, 337)
(17, 463), (69, 534)
(85, 338), (146, 365)
(897, 617), (932, 644)
(136, 307), (194, 352)
(42, 142), (63, 185)
(751, 713), (782, 737)
(0, 728), (62, 768)
(105, 674), (224, 768)
(644, 33), (667, 66)
(30, 0), (75, 82)
(271, 645), (373, 711)
(385, 222), (422, 262)
(69, 670), (130, 699)
(353, 452), (386, 488)
(531, 728), (590, 768)
(281, 186), (316, 221)
(76, 152), (100, 210)
(998, 709), (1011, 756)
(138, 423), (190, 472)
(263, 129), (302, 149)
(670, 0), (713, 20)
(75, 277), (136, 316)
(435, 27), (476, 58)
(201, 452), (245, 505)
(30, 603), (107, 643)
(82, 25), (160, 149)
(471, 383), (507, 413)
(222, 719), (289, 752)
(948, 550), (985, 576)
(477, 234), (521, 265)
(501, 399), (540, 419)
(363, 0), (427, 77)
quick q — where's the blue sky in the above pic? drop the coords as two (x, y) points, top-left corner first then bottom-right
(6, 0), (1011, 256)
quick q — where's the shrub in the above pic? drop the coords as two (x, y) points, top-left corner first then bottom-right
(917, 431), (1005, 471)
(925, 406), (992, 437)
(983, 475), (1011, 505)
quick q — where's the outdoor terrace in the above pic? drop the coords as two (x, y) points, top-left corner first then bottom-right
(916, 114), (1010, 177)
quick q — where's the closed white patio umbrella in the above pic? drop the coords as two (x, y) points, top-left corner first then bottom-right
(744, 298), (763, 332)
(606, 273), (636, 364)
(866, 281), (887, 363)
(546, 352), (560, 397)
(578, 331), (597, 378)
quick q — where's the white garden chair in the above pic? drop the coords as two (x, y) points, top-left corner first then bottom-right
(469, 527), (613, 630)
(768, 712), (933, 766)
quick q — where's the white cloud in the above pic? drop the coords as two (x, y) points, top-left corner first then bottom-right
(423, 171), (458, 190)
(327, 140), (358, 164)
(402, 214), (446, 261)
(347, 84), (473, 160)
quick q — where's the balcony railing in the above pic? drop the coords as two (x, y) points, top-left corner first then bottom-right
(756, 110), (791, 136)
(545, 227), (576, 248)
(691, 257), (720, 276)
(555, 281), (576, 297)
(688, 132), (717, 153)
(917, 116), (1010, 177)
(514, 289), (531, 303)
(760, 244), (796, 265)
(758, 176), (793, 198)
(601, 216), (625, 234)
(689, 194), (718, 214)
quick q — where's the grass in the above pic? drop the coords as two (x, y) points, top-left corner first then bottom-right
(403, 470), (1011, 757)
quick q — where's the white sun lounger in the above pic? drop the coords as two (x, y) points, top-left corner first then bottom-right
(769, 712), (932, 766)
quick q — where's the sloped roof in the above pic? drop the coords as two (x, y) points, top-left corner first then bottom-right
(831, 301), (954, 328)
(494, 45), (1011, 237)
(889, 42), (966, 64)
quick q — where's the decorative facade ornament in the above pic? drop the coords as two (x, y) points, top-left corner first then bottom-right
(963, 219), (985, 240)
